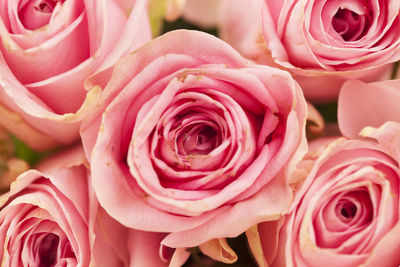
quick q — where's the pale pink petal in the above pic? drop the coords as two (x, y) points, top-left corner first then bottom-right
(169, 248), (191, 267)
(219, 0), (267, 62)
(338, 79), (400, 138)
(128, 231), (168, 267)
(182, 0), (222, 28)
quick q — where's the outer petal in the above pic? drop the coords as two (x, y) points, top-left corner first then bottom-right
(128, 231), (168, 267)
(182, 0), (222, 28)
(161, 170), (293, 247)
(338, 79), (400, 138)
(218, 0), (270, 63)
(292, 65), (393, 102)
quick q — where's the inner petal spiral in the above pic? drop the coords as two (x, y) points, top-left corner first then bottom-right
(145, 87), (256, 191)
(157, 103), (227, 172)
(332, 7), (371, 41)
(38, 233), (59, 267)
(314, 188), (374, 250)
(18, 0), (63, 30)
(339, 201), (357, 219)
(178, 124), (218, 156)
(35, 0), (57, 13)
(334, 190), (373, 226)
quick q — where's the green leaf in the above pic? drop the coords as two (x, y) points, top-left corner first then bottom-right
(149, 0), (168, 37)
(11, 135), (52, 166)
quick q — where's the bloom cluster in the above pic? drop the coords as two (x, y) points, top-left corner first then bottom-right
(0, 0), (399, 266)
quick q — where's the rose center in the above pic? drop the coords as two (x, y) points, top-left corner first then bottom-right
(38, 233), (59, 267)
(179, 124), (218, 155)
(18, 0), (63, 30)
(35, 0), (57, 13)
(340, 202), (357, 219)
(332, 8), (371, 41)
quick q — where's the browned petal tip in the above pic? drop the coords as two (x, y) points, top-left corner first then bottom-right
(0, 158), (30, 191)
(199, 238), (238, 264)
(0, 104), (59, 152)
(306, 102), (325, 140)
(0, 132), (13, 161)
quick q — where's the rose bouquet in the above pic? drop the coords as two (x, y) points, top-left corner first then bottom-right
(0, 0), (399, 266)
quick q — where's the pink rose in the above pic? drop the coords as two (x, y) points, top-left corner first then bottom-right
(0, 0), (151, 150)
(251, 122), (400, 266)
(0, 146), (132, 266)
(81, 30), (307, 248)
(219, 0), (399, 102)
